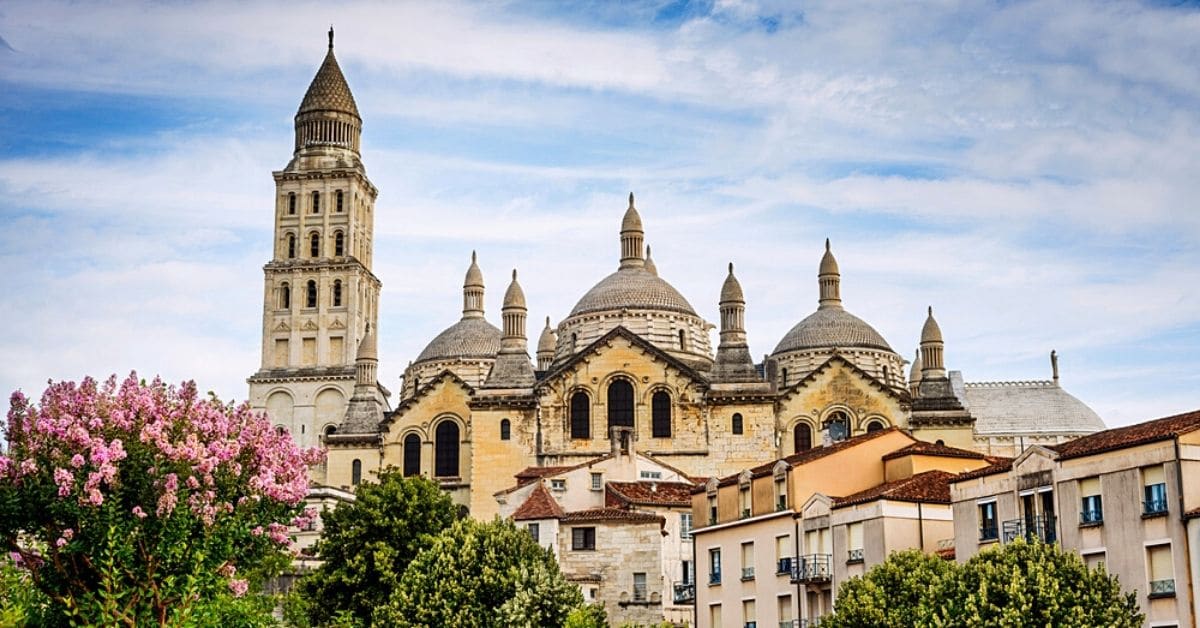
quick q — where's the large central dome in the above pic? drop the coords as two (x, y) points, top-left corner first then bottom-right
(570, 267), (697, 317)
(772, 308), (893, 353)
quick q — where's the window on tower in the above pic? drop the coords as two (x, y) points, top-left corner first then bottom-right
(311, 191), (320, 214)
(732, 412), (744, 435)
(570, 391), (590, 439)
(336, 190), (344, 212)
(651, 391), (671, 438)
(287, 234), (296, 259)
(403, 433), (421, 477)
(306, 280), (317, 308)
(287, 193), (296, 215)
(607, 380), (634, 434)
(335, 231), (344, 256)
(333, 280), (343, 307)
(310, 232), (320, 257)
(279, 282), (291, 309)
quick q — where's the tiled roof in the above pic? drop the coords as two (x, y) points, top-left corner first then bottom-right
(512, 483), (564, 521)
(299, 48), (360, 117)
(1051, 409), (1200, 461)
(961, 376), (1105, 435)
(773, 307), (894, 354)
(832, 470), (956, 508)
(1185, 507), (1200, 521)
(936, 546), (956, 561)
(950, 458), (1014, 483)
(714, 426), (908, 488)
(569, 267), (697, 317)
(881, 441), (987, 461)
(559, 508), (664, 524)
(606, 481), (696, 507)
(415, 317), (501, 364)
(496, 455), (613, 495)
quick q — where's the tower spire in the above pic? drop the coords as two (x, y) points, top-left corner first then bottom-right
(712, 262), (759, 382)
(818, 238), (842, 309)
(463, 251), (485, 319)
(920, 306), (946, 379)
(328, 25), (334, 50)
(619, 192), (645, 270)
(483, 269), (536, 388)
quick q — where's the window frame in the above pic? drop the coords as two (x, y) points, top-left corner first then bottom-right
(570, 391), (591, 439)
(731, 412), (744, 435)
(571, 526), (596, 551)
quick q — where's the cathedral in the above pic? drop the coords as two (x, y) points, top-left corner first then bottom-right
(248, 33), (1106, 518)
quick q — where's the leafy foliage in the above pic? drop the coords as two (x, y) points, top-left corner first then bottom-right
(376, 517), (585, 627)
(826, 540), (1144, 628)
(0, 374), (322, 626)
(562, 603), (608, 628)
(822, 549), (954, 628)
(298, 469), (457, 626)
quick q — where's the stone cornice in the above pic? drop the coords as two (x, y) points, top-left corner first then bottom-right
(273, 168), (378, 197)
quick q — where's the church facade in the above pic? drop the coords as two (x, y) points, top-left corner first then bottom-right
(249, 35), (1107, 520)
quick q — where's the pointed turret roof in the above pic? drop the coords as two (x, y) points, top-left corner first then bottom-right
(503, 269), (526, 309)
(356, 324), (377, 361)
(644, 245), (658, 276)
(537, 317), (557, 354)
(298, 28), (360, 119)
(819, 238), (839, 275)
(720, 263), (744, 304)
(921, 306), (944, 343)
(621, 192), (643, 232)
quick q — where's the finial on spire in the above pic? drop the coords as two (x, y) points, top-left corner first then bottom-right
(328, 26), (334, 50)
(928, 305), (933, 316)
(728, 262), (734, 274)
(512, 269), (518, 280)
(472, 250), (477, 263)
(825, 238), (830, 252)
(545, 316), (551, 326)
(629, 192), (635, 207)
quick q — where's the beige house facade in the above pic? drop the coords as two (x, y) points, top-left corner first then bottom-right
(950, 409), (1200, 628)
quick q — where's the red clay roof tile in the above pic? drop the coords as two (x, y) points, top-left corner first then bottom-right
(607, 481), (697, 507)
(559, 508), (664, 524)
(512, 483), (565, 521)
(832, 470), (957, 508)
(1051, 409), (1200, 461)
(881, 440), (987, 461)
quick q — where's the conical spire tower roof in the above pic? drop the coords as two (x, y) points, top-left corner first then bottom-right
(298, 28), (360, 119)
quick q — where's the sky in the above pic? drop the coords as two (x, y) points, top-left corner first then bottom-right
(0, 0), (1197, 428)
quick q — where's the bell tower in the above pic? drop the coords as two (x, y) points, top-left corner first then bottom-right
(247, 29), (383, 452)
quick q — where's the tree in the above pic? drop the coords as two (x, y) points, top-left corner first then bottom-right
(298, 468), (458, 626)
(0, 373), (323, 626)
(376, 517), (585, 628)
(823, 549), (954, 628)
(562, 603), (607, 628)
(929, 539), (1142, 627)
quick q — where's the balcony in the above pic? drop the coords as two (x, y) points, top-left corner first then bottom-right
(777, 497), (788, 511)
(1002, 515), (1056, 544)
(1149, 579), (1176, 598)
(1079, 508), (1103, 526)
(847, 548), (864, 563)
(672, 581), (694, 604)
(741, 508), (752, 519)
(709, 571), (721, 585)
(777, 556), (793, 575)
(741, 567), (756, 581)
(1143, 499), (1168, 517)
(979, 524), (998, 542)
(790, 554), (832, 584)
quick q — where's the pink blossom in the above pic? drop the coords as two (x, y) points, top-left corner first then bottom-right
(55, 537), (67, 548)
(228, 578), (248, 597)
(69, 454), (85, 468)
(62, 528), (73, 540)
(132, 506), (147, 519)
(53, 467), (74, 497)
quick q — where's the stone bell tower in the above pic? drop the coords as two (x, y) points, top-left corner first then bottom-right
(247, 29), (383, 451)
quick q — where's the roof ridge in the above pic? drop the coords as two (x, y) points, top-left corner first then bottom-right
(965, 380), (1055, 388)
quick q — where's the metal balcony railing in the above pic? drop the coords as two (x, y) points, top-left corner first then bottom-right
(1143, 499), (1168, 516)
(1079, 508), (1103, 525)
(979, 524), (998, 541)
(672, 581), (695, 604)
(777, 556), (793, 574)
(709, 570), (721, 585)
(789, 554), (832, 584)
(1002, 515), (1056, 544)
(847, 548), (864, 563)
(741, 567), (755, 580)
(1149, 579), (1176, 597)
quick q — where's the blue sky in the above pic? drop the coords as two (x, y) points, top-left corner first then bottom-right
(0, 0), (1197, 427)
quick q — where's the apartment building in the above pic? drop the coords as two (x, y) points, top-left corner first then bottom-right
(690, 428), (995, 627)
(950, 409), (1200, 627)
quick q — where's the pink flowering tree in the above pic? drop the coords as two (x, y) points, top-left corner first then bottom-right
(0, 374), (324, 625)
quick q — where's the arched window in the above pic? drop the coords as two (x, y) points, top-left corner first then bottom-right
(607, 380), (634, 434)
(678, 329), (687, 350)
(306, 280), (317, 308)
(334, 231), (344, 256)
(351, 459), (362, 485)
(882, 366), (890, 385)
(570, 333), (578, 352)
(275, 425), (287, 435)
(732, 413), (744, 435)
(403, 433), (421, 477)
(311, 191), (320, 214)
(279, 282), (291, 309)
(310, 232), (320, 257)
(794, 423), (812, 453)
(782, 368), (789, 388)
(323, 425), (336, 440)
(866, 420), (885, 433)
(332, 280), (342, 307)
(336, 190), (344, 212)
(287, 193), (296, 215)
(651, 391), (671, 438)
(435, 421), (460, 477)
(287, 234), (296, 259)
(825, 411), (850, 442)
(570, 391), (590, 439)
(500, 419), (511, 440)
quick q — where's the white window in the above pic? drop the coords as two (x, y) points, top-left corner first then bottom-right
(847, 523), (864, 562)
(1080, 477), (1103, 525)
(1143, 466), (1168, 516)
(680, 513), (693, 539)
(640, 470), (662, 480)
(1147, 544), (1175, 597)
(551, 478), (566, 491)
(739, 487), (751, 518)
(776, 535), (793, 574)
(590, 472), (602, 491)
(741, 542), (755, 580)
(633, 572), (647, 602)
(742, 599), (756, 628)
(709, 604), (722, 627)
(778, 595), (793, 622)
(527, 523), (539, 542)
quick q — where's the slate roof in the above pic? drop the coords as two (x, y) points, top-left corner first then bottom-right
(832, 470), (956, 508)
(415, 317), (501, 364)
(569, 267), (697, 317)
(773, 307), (894, 354)
(512, 483), (564, 521)
(298, 46), (360, 118)
(1051, 408), (1200, 461)
(559, 508), (664, 524)
(881, 441), (988, 462)
(960, 377), (1105, 435)
(606, 481), (696, 507)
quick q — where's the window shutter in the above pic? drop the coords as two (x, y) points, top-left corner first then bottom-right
(1143, 465), (1165, 486)
(1079, 477), (1101, 497)
(848, 523), (863, 550)
(1149, 545), (1173, 581)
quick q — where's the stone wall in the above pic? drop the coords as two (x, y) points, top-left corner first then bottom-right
(557, 519), (665, 626)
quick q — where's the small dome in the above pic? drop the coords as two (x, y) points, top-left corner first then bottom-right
(569, 267), (697, 317)
(464, 251), (484, 288)
(537, 317), (557, 353)
(773, 308), (894, 354)
(720, 263), (744, 304)
(921, 306), (943, 343)
(909, 349), (923, 382)
(644, 246), (658, 276)
(298, 31), (360, 119)
(356, 325), (378, 361)
(621, 193), (643, 232)
(503, 269), (526, 309)
(819, 238), (839, 276)
(415, 318), (501, 364)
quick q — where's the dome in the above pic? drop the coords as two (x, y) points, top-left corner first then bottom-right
(298, 30), (360, 119)
(621, 194), (643, 232)
(819, 238), (839, 275)
(356, 325), (378, 361)
(537, 317), (557, 353)
(908, 349), (923, 382)
(464, 251), (483, 288)
(720, 263), (744, 303)
(415, 317), (501, 363)
(773, 308), (894, 354)
(569, 267), (697, 317)
(921, 306), (943, 343)
(503, 270), (526, 309)
(963, 380), (1106, 435)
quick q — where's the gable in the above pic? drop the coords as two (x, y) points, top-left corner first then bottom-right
(537, 326), (708, 397)
(777, 356), (907, 426)
(382, 371), (473, 442)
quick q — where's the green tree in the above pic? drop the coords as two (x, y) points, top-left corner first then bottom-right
(562, 603), (607, 628)
(929, 539), (1142, 627)
(298, 469), (457, 626)
(377, 518), (585, 628)
(823, 549), (955, 628)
